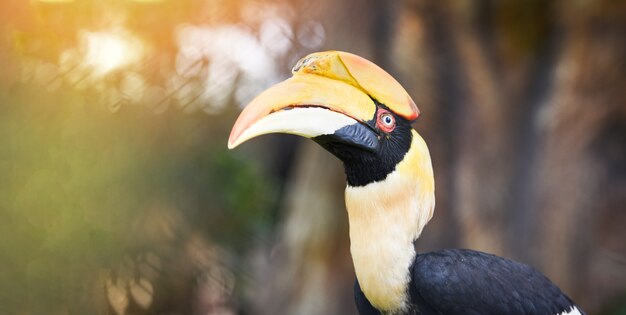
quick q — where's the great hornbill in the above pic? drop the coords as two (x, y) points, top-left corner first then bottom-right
(228, 51), (584, 315)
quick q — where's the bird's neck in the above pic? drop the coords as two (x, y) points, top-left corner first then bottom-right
(345, 130), (435, 313)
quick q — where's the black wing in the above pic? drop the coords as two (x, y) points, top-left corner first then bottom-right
(410, 249), (584, 315)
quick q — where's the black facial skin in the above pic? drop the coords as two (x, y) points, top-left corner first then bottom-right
(314, 102), (414, 187)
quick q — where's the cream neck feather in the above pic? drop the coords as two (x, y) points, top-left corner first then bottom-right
(345, 130), (435, 313)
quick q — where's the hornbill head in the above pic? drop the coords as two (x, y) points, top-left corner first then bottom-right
(229, 51), (422, 187)
(229, 51), (435, 312)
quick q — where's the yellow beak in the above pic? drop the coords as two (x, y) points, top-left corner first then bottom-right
(228, 51), (418, 149)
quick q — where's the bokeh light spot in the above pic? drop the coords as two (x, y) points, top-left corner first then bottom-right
(298, 21), (326, 48)
(260, 18), (293, 56)
(81, 30), (143, 77)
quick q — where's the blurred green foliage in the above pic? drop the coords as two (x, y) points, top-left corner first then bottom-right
(0, 85), (277, 313)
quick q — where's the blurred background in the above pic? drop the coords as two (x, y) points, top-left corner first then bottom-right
(0, 0), (624, 314)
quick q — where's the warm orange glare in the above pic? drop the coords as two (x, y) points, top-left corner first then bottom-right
(81, 30), (143, 76)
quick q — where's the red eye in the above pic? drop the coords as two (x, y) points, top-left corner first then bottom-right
(376, 109), (396, 133)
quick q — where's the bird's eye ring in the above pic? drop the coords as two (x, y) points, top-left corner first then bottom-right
(376, 110), (396, 133)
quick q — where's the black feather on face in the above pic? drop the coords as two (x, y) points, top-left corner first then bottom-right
(314, 100), (414, 187)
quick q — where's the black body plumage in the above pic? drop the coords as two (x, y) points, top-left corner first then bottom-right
(355, 249), (583, 315)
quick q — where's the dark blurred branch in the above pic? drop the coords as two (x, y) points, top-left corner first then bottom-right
(507, 1), (563, 262)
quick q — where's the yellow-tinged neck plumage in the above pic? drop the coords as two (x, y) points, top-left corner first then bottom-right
(345, 130), (435, 313)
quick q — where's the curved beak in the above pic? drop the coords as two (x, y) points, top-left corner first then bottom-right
(228, 50), (420, 152)
(228, 73), (378, 151)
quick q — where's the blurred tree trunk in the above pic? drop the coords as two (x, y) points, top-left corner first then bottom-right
(254, 143), (354, 315)
(532, 2), (626, 309)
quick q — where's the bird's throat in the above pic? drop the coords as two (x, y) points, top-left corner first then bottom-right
(345, 130), (435, 313)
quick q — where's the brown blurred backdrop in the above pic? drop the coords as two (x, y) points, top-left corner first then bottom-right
(0, 1), (624, 314)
